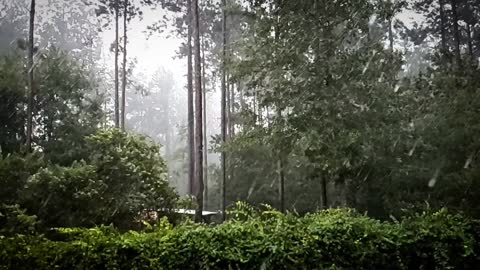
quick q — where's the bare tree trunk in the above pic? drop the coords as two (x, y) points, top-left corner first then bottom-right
(278, 153), (285, 213)
(201, 32), (208, 210)
(451, 0), (462, 68)
(273, 4), (284, 212)
(238, 81), (245, 112)
(187, 0), (195, 196)
(466, 23), (474, 65)
(321, 175), (328, 208)
(388, 17), (394, 51)
(121, 0), (128, 130)
(221, 0), (227, 221)
(193, 0), (204, 223)
(165, 126), (171, 157)
(230, 82), (235, 136)
(226, 80), (233, 138)
(165, 86), (171, 158)
(277, 120), (285, 213)
(439, 0), (448, 62)
(25, 0), (35, 152)
(114, 0), (120, 128)
(253, 89), (257, 123)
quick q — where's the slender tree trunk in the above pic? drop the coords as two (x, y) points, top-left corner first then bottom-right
(278, 158), (285, 212)
(201, 33), (208, 210)
(258, 104), (263, 125)
(226, 80), (232, 138)
(451, 0), (462, 68)
(274, 4), (284, 213)
(165, 87), (171, 158)
(193, 0), (204, 223)
(221, 0), (227, 221)
(114, 0), (120, 128)
(121, 0), (128, 130)
(321, 175), (328, 208)
(187, 0), (195, 196)
(277, 110), (285, 214)
(466, 23), (474, 65)
(238, 81), (244, 112)
(165, 126), (171, 157)
(230, 82), (235, 136)
(253, 89), (257, 123)
(439, 0), (448, 62)
(388, 15), (393, 51)
(25, 0), (35, 152)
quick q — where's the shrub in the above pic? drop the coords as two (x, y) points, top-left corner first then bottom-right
(21, 129), (178, 230)
(0, 207), (477, 270)
(0, 152), (44, 205)
(0, 204), (38, 236)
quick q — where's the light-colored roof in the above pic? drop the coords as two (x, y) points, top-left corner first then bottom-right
(159, 208), (221, 216)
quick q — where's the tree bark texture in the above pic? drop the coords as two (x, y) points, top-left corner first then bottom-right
(193, 0), (204, 223)
(26, 0), (35, 152)
(114, 0), (120, 127)
(187, 0), (195, 197)
(121, 0), (128, 130)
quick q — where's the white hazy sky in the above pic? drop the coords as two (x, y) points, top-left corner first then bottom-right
(99, 5), (186, 87)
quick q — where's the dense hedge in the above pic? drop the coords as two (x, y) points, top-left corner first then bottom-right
(0, 208), (479, 270)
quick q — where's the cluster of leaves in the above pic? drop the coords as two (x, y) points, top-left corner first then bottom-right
(0, 49), (103, 164)
(0, 204), (39, 236)
(0, 54), (27, 154)
(17, 129), (178, 230)
(0, 30), (180, 231)
(211, 0), (480, 219)
(220, 0), (408, 215)
(0, 206), (478, 269)
(0, 129), (178, 232)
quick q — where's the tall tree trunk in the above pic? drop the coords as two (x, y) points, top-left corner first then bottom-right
(466, 23), (474, 65)
(226, 80), (232, 138)
(221, 0), (227, 221)
(230, 82), (235, 136)
(165, 126), (171, 158)
(451, 0), (462, 68)
(165, 85), (171, 158)
(121, 0), (128, 130)
(388, 17), (394, 51)
(439, 0), (448, 62)
(278, 158), (285, 212)
(25, 0), (35, 152)
(321, 175), (328, 208)
(114, 0), (120, 128)
(238, 81), (245, 112)
(193, 0), (204, 223)
(277, 109), (285, 214)
(187, 0), (195, 196)
(201, 33), (208, 210)
(253, 89), (257, 123)
(274, 2), (284, 213)
(258, 104), (263, 125)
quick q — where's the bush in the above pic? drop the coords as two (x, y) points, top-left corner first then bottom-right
(0, 54), (25, 155)
(21, 129), (178, 230)
(0, 208), (478, 270)
(0, 152), (44, 205)
(0, 204), (38, 236)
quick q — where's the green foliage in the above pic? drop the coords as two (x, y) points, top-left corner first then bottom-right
(0, 207), (478, 269)
(0, 204), (38, 236)
(0, 49), (103, 164)
(21, 129), (178, 230)
(218, 0), (480, 220)
(0, 152), (44, 205)
(0, 54), (25, 154)
(34, 49), (104, 165)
